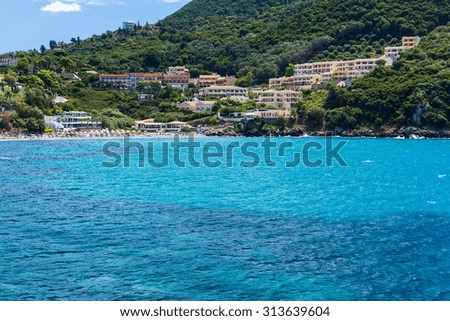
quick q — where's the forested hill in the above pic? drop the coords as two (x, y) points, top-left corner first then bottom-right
(162, 0), (284, 25)
(2, 0), (450, 133)
(62, 0), (450, 82)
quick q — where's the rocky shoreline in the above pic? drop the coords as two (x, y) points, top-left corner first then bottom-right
(206, 126), (450, 139)
(1, 126), (450, 141)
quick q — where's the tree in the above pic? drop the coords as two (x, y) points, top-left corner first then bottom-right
(143, 48), (164, 69)
(15, 58), (29, 75)
(37, 70), (60, 90)
(40, 45), (46, 53)
(19, 75), (45, 88)
(235, 72), (256, 87)
(59, 56), (76, 72)
(24, 87), (52, 109)
(136, 82), (149, 93)
(49, 40), (57, 50)
(4, 90), (13, 101)
(304, 108), (326, 131)
(376, 59), (386, 67)
(25, 117), (45, 133)
(277, 116), (287, 130)
(0, 115), (12, 131)
(325, 107), (363, 130)
(3, 70), (18, 88)
(285, 64), (295, 77)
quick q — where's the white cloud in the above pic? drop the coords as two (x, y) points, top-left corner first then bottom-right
(40, 1), (81, 13)
(162, 0), (183, 3)
(86, 0), (106, 5)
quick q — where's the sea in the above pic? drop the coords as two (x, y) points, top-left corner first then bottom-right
(0, 137), (449, 301)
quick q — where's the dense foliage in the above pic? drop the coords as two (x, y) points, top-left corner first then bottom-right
(1, 0), (450, 133)
(57, 0), (449, 82)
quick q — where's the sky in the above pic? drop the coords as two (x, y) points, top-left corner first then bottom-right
(0, 0), (191, 54)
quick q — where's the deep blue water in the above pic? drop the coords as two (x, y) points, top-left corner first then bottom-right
(0, 137), (449, 301)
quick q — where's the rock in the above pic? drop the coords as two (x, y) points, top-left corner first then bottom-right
(334, 126), (344, 135)
(417, 129), (439, 138)
(287, 128), (304, 137)
(404, 127), (418, 138)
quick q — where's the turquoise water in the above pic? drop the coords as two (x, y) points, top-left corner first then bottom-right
(0, 137), (449, 300)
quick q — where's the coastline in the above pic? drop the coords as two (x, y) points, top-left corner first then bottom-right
(205, 126), (450, 140)
(1, 126), (450, 142)
(0, 129), (206, 142)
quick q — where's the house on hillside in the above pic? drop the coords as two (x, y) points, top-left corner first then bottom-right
(123, 20), (136, 30)
(178, 100), (215, 112)
(258, 90), (302, 109)
(0, 57), (19, 67)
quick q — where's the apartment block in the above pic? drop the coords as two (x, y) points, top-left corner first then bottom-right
(44, 111), (102, 130)
(99, 67), (191, 89)
(258, 90), (302, 109)
(199, 86), (248, 98)
(193, 74), (236, 88)
(0, 57), (19, 67)
(168, 66), (189, 74)
(270, 36), (419, 89)
(402, 36), (421, 47)
(384, 36), (421, 59)
(227, 109), (291, 122)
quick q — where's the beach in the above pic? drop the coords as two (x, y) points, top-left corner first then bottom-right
(0, 129), (206, 141)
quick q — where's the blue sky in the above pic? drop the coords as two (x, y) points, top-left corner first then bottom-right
(0, 0), (191, 54)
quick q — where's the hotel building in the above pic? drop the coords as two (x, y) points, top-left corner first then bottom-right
(199, 86), (248, 98)
(270, 36), (420, 89)
(100, 67), (191, 89)
(258, 90), (302, 109)
(134, 119), (187, 133)
(193, 74), (236, 88)
(44, 111), (102, 130)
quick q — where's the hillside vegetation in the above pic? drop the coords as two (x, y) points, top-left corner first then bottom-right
(1, 0), (450, 133)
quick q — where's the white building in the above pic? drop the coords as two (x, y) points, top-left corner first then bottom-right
(51, 96), (69, 104)
(178, 101), (215, 112)
(44, 111), (102, 130)
(123, 20), (136, 30)
(0, 57), (19, 67)
(168, 66), (189, 74)
(134, 119), (166, 132)
(166, 121), (188, 132)
(100, 68), (191, 89)
(134, 119), (188, 133)
(200, 86), (248, 98)
(225, 109), (291, 121)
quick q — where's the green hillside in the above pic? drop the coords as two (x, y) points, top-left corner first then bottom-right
(29, 0), (448, 81)
(1, 0), (450, 133)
